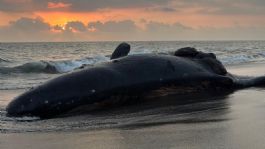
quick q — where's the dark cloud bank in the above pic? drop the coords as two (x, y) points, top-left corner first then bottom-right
(0, 17), (265, 41)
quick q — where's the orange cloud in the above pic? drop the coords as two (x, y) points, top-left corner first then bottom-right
(47, 2), (72, 9)
(3, 0), (32, 3)
(35, 11), (108, 26)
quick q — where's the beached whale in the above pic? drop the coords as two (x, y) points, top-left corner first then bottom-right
(6, 43), (265, 118)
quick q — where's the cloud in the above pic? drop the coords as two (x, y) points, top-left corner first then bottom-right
(146, 21), (191, 32)
(88, 20), (137, 33)
(136, 21), (191, 40)
(0, 17), (52, 41)
(146, 6), (177, 12)
(87, 20), (139, 41)
(186, 26), (265, 40)
(52, 22), (87, 33)
(1, 17), (265, 41)
(0, 17), (140, 41)
(65, 21), (87, 32)
(0, 0), (47, 12)
(158, 7), (177, 12)
(0, 0), (265, 16)
(0, 0), (265, 19)
(0, 0), (172, 12)
(53, 25), (64, 31)
(47, 2), (72, 9)
(173, 0), (265, 15)
(66, 0), (173, 12)
(8, 17), (50, 32)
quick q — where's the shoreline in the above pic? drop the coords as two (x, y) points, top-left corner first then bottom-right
(1, 89), (265, 149)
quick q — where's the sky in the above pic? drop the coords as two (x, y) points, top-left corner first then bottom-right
(0, 0), (265, 42)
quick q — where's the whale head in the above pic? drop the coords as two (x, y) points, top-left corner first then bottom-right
(6, 89), (41, 117)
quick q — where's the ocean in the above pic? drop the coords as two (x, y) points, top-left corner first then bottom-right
(1, 41), (265, 148)
(1, 41), (265, 90)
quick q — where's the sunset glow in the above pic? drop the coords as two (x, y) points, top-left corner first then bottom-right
(0, 0), (264, 41)
(35, 11), (104, 26)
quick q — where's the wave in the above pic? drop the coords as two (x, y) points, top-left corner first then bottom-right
(0, 61), (59, 74)
(220, 52), (265, 65)
(1, 49), (265, 75)
(0, 55), (109, 74)
(0, 57), (10, 63)
(129, 47), (265, 65)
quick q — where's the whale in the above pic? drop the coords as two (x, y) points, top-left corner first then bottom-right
(6, 43), (265, 118)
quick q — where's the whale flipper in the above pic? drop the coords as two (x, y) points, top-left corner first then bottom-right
(111, 42), (130, 60)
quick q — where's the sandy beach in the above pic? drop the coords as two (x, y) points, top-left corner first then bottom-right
(0, 62), (265, 149)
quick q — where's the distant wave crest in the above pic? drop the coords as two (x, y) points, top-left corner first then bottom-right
(0, 57), (10, 63)
(1, 47), (265, 74)
(0, 55), (109, 74)
(220, 51), (265, 65)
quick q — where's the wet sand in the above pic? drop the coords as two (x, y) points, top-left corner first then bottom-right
(1, 63), (265, 149)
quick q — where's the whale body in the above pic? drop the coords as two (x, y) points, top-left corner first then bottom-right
(6, 43), (265, 118)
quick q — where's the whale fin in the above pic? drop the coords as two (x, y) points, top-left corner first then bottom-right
(111, 42), (130, 60)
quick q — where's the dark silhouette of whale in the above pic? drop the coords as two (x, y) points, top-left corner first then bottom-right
(6, 43), (265, 118)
